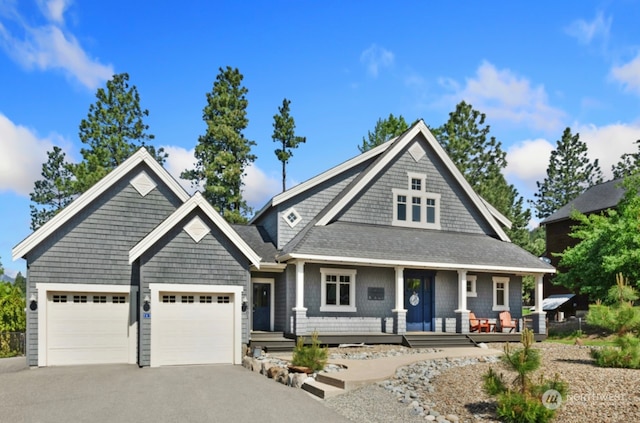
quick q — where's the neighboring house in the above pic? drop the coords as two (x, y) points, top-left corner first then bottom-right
(13, 121), (553, 368)
(540, 179), (625, 314)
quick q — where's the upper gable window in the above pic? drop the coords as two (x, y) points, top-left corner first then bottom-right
(392, 172), (441, 229)
(282, 207), (302, 228)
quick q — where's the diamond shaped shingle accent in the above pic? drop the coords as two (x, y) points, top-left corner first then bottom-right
(130, 171), (157, 197)
(184, 216), (210, 243)
(408, 141), (426, 162)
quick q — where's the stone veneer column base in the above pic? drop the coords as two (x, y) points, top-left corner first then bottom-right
(455, 310), (470, 334)
(393, 309), (407, 335)
(531, 312), (546, 335)
(292, 308), (308, 336)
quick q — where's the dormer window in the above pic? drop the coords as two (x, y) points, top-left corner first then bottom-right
(392, 172), (441, 229)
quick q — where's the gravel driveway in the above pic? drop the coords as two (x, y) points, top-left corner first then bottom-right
(0, 359), (349, 423)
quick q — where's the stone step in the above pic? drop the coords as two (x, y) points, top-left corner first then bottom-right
(301, 378), (345, 399)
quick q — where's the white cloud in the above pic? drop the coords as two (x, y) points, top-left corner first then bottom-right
(0, 1), (113, 90)
(611, 53), (640, 95)
(37, 0), (72, 24)
(576, 122), (640, 180)
(0, 113), (57, 196)
(441, 61), (566, 132)
(565, 11), (612, 45)
(162, 145), (280, 210)
(360, 44), (394, 77)
(505, 138), (555, 191)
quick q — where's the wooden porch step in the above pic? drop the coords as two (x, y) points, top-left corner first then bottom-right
(250, 332), (296, 353)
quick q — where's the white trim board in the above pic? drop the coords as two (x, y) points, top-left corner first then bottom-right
(251, 278), (275, 332)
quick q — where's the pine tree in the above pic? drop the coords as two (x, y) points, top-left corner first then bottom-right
(72, 73), (165, 192)
(533, 127), (603, 220)
(272, 98), (306, 192)
(29, 146), (77, 230)
(612, 139), (640, 179)
(359, 113), (409, 152)
(181, 66), (256, 223)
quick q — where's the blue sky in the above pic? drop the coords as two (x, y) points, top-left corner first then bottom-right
(2, 1), (640, 277)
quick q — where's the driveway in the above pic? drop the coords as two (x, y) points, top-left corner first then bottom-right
(0, 358), (350, 423)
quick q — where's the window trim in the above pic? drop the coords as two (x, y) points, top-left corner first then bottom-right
(320, 268), (357, 312)
(466, 275), (477, 297)
(492, 276), (510, 311)
(392, 188), (441, 229)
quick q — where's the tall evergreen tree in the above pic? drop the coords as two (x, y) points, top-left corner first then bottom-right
(532, 127), (603, 220)
(72, 73), (166, 192)
(29, 146), (76, 230)
(272, 98), (306, 192)
(181, 66), (256, 223)
(612, 139), (640, 179)
(431, 101), (530, 246)
(359, 113), (409, 152)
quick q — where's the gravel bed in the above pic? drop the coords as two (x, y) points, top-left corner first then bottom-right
(324, 343), (640, 423)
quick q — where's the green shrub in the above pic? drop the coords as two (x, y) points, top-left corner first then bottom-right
(590, 337), (640, 369)
(291, 331), (327, 372)
(495, 391), (555, 423)
(483, 367), (507, 396)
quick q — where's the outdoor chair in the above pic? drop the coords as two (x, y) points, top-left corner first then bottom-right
(499, 311), (517, 333)
(469, 312), (490, 333)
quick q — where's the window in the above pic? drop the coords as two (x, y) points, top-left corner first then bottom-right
(282, 207), (302, 228)
(200, 295), (213, 303)
(181, 295), (194, 303)
(93, 295), (106, 303)
(73, 295), (87, 303)
(53, 295), (67, 303)
(320, 268), (357, 312)
(492, 276), (510, 311)
(466, 275), (477, 297)
(217, 296), (230, 304)
(112, 296), (126, 304)
(392, 172), (441, 229)
(162, 295), (176, 303)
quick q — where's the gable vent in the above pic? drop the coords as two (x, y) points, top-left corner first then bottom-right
(130, 171), (157, 197)
(184, 216), (210, 243)
(408, 142), (426, 162)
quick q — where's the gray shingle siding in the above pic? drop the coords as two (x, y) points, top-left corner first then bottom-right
(24, 164), (183, 366)
(138, 210), (251, 366)
(337, 135), (496, 235)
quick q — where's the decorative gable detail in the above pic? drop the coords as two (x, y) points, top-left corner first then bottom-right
(130, 171), (157, 197)
(408, 141), (426, 162)
(282, 207), (302, 228)
(184, 216), (210, 243)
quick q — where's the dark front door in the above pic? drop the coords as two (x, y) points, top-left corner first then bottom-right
(252, 283), (271, 331)
(405, 272), (433, 331)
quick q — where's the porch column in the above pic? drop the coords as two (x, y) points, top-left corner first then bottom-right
(455, 269), (470, 334)
(293, 260), (308, 336)
(392, 266), (407, 335)
(531, 274), (546, 334)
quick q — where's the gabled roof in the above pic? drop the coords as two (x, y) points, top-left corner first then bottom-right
(278, 221), (554, 274)
(313, 120), (510, 241)
(231, 224), (279, 264)
(541, 179), (624, 225)
(249, 139), (394, 223)
(13, 148), (190, 260)
(129, 192), (261, 268)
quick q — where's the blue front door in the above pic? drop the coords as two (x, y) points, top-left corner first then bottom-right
(252, 283), (271, 331)
(405, 272), (433, 331)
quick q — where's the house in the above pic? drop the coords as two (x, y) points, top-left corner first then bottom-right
(540, 178), (625, 315)
(13, 121), (554, 368)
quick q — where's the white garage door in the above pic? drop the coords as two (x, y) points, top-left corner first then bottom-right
(47, 292), (131, 366)
(153, 293), (234, 366)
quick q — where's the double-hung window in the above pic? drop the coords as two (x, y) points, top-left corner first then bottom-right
(320, 268), (357, 312)
(392, 172), (441, 229)
(466, 275), (477, 297)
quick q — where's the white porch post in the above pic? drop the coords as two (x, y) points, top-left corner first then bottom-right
(455, 269), (470, 333)
(392, 266), (407, 334)
(531, 274), (546, 334)
(292, 260), (308, 336)
(294, 260), (306, 310)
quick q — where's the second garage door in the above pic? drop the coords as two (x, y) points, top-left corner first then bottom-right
(153, 292), (234, 366)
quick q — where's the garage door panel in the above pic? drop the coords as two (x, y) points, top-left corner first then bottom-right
(47, 292), (131, 366)
(154, 293), (234, 366)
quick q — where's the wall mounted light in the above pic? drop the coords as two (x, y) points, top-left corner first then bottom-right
(241, 293), (248, 312)
(143, 295), (151, 312)
(29, 293), (37, 311)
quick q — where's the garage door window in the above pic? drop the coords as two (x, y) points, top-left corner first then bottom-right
(73, 295), (87, 303)
(217, 296), (230, 303)
(162, 295), (176, 303)
(181, 295), (195, 303)
(200, 295), (213, 303)
(113, 296), (126, 303)
(93, 295), (107, 303)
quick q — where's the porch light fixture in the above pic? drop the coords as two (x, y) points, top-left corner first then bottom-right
(241, 293), (248, 312)
(29, 293), (37, 311)
(143, 295), (151, 312)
